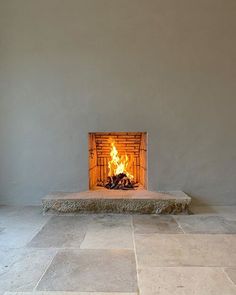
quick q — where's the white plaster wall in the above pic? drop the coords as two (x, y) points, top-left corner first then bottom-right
(0, 0), (236, 205)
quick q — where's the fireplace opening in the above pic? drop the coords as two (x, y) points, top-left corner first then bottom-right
(88, 132), (147, 190)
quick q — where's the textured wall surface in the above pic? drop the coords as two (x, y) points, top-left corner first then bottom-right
(0, 0), (236, 205)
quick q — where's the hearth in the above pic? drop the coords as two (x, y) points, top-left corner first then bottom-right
(88, 132), (147, 190)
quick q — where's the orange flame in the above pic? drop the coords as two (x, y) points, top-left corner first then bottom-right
(108, 142), (134, 180)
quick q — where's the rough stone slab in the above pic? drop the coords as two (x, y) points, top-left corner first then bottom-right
(42, 190), (191, 214)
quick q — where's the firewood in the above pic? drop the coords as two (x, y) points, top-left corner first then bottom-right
(104, 172), (135, 190)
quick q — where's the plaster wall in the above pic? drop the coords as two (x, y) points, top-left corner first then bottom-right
(0, 0), (236, 205)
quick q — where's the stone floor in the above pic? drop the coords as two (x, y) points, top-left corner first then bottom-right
(0, 205), (236, 295)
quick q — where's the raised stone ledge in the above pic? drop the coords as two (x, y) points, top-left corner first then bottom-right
(42, 190), (191, 214)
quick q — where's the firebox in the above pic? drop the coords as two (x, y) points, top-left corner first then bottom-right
(88, 132), (147, 190)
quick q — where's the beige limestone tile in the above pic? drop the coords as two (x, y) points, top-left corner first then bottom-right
(28, 215), (91, 248)
(0, 226), (47, 248)
(37, 249), (138, 292)
(133, 215), (183, 234)
(81, 214), (133, 249)
(80, 225), (133, 249)
(135, 234), (236, 267)
(191, 206), (236, 220)
(0, 206), (51, 248)
(91, 214), (132, 226)
(174, 215), (236, 234)
(138, 267), (236, 295)
(0, 248), (56, 293)
(0, 206), (50, 228)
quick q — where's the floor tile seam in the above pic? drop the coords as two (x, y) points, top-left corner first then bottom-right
(222, 267), (236, 287)
(172, 216), (186, 234)
(78, 228), (89, 250)
(131, 216), (141, 295)
(33, 248), (58, 291)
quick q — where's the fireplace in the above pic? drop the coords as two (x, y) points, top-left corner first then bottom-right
(43, 131), (191, 214)
(88, 132), (147, 190)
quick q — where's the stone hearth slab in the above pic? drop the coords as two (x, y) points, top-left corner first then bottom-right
(42, 190), (191, 214)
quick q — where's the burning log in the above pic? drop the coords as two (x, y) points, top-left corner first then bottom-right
(105, 173), (135, 190)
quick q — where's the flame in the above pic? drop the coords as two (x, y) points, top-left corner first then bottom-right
(108, 142), (134, 180)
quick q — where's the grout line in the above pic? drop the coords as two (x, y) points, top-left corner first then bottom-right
(222, 267), (236, 288)
(131, 216), (140, 295)
(33, 248), (58, 291)
(173, 217), (186, 234)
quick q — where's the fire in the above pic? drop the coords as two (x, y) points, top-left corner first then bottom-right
(108, 142), (134, 180)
